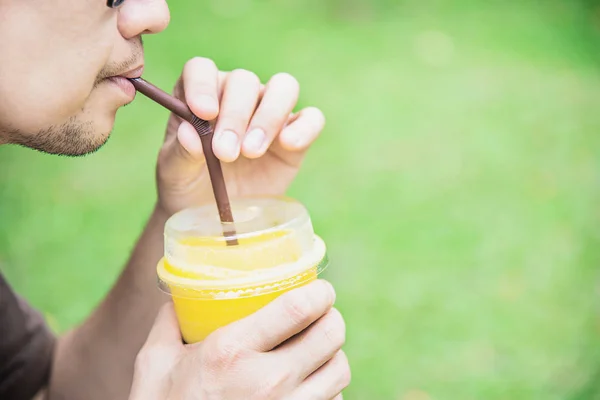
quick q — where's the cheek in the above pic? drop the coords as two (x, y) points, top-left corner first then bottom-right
(0, 70), (102, 135)
(0, 6), (115, 133)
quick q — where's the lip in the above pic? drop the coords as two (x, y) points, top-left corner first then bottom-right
(117, 65), (144, 79)
(105, 65), (143, 101)
(107, 76), (137, 100)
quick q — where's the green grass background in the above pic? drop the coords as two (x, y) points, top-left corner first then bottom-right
(2, 0), (600, 398)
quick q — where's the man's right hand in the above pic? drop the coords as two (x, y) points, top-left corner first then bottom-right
(128, 280), (350, 400)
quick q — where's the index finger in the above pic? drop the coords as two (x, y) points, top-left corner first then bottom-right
(223, 280), (336, 352)
(183, 57), (220, 120)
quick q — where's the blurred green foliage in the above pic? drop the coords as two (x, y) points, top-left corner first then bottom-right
(2, 1), (600, 398)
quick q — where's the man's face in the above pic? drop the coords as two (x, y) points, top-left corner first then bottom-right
(0, 0), (170, 155)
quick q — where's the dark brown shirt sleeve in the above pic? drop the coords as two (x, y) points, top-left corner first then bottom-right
(0, 273), (55, 400)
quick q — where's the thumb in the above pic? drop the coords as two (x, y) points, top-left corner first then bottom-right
(144, 302), (183, 347)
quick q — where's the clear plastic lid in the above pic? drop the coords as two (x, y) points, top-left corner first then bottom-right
(157, 196), (328, 298)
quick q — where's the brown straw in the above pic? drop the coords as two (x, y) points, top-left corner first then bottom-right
(129, 78), (238, 245)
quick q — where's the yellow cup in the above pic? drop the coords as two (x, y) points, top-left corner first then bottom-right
(157, 196), (328, 343)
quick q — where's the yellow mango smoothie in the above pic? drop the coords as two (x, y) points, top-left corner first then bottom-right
(157, 197), (328, 343)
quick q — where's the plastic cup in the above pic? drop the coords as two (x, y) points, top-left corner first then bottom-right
(157, 196), (328, 344)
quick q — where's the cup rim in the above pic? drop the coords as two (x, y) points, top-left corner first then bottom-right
(157, 235), (328, 299)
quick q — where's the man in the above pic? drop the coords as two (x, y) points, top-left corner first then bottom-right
(0, 0), (350, 399)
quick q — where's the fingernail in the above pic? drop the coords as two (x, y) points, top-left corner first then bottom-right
(243, 128), (266, 154)
(216, 130), (239, 159)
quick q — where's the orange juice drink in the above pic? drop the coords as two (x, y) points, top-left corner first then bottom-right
(157, 196), (328, 343)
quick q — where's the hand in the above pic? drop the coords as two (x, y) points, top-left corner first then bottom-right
(128, 280), (350, 400)
(155, 57), (326, 216)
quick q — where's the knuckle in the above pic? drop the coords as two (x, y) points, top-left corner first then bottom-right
(157, 145), (170, 168)
(256, 368), (292, 398)
(316, 279), (336, 306)
(254, 105), (285, 124)
(133, 349), (152, 372)
(302, 387), (326, 400)
(192, 82), (217, 96)
(336, 351), (352, 388)
(220, 114), (248, 130)
(204, 335), (245, 371)
(250, 111), (285, 130)
(230, 69), (260, 85)
(172, 77), (184, 98)
(281, 290), (315, 327)
(183, 58), (218, 96)
(271, 72), (300, 91)
(134, 344), (174, 374)
(185, 56), (216, 70)
(135, 345), (162, 367)
(321, 308), (346, 349)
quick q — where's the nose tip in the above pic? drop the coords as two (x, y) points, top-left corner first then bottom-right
(150, 10), (170, 34)
(118, 0), (171, 38)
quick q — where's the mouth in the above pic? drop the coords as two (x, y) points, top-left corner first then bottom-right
(106, 65), (144, 101)
(115, 65), (145, 79)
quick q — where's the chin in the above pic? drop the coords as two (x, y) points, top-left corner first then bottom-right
(70, 120), (113, 156)
(73, 108), (118, 154)
(70, 132), (112, 156)
(17, 115), (114, 157)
